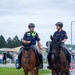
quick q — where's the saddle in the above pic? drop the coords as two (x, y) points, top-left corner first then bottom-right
(22, 43), (39, 58)
(22, 43), (31, 50)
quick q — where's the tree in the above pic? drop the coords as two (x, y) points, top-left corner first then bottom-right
(7, 37), (14, 48)
(0, 35), (6, 48)
(13, 35), (22, 47)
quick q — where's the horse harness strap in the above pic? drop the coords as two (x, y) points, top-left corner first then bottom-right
(22, 48), (31, 65)
(24, 50), (30, 58)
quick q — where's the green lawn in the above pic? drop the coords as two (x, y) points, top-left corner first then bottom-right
(0, 67), (51, 75)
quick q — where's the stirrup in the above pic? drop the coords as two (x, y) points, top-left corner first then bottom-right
(39, 64), (43, 69)
(16, 64), (21, 69)
(47, 65), (52, 69)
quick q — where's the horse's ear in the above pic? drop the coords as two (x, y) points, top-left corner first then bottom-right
(50, 35), (53, 41)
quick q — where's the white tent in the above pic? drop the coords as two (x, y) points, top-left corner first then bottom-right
(0, 46), (22, 52)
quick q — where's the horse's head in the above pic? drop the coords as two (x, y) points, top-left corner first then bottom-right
(50, 35), (61, 54)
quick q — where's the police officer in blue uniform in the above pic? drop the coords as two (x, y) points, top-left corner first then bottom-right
(16, 23), (43, 69)
(47, 22), (71, 69)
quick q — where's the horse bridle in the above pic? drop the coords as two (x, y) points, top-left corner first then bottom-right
(50, 41), (61, 57)
(23, 49), (31, 65)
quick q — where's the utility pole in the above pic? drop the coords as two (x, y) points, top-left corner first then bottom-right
(71, 21), (75, 50)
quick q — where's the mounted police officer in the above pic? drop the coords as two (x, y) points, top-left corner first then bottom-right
(47, 22), (71, 69)
(16, 23), (43, 69)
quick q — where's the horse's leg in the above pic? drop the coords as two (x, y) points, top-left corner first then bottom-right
(57, 72), (61, 75)
(24, 70), (28, 75)
(61, 71), (64, 75)
(33, 68), (39, 75)
(52, 70), (56, 75)
(36, 68), (39, 75)
(30, 70), (34, 75)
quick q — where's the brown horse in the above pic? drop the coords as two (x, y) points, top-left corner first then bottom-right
(49, 36), (71, 75)
(21, 47), (40, 75)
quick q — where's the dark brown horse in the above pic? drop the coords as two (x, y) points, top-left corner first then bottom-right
(49, 36), (71, 75)
(21, 47), (40, 75)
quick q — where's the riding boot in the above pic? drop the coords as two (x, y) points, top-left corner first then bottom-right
(61, 44), (71, 68)
(47, 53), (52, 69)
(63, 48), (71, 68)
(15, 48), (23, 69)
(39, 53), (43, 69)
(67, 51), (71, 68)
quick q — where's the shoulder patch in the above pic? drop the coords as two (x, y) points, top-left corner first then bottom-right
(65, 33), (67, 36)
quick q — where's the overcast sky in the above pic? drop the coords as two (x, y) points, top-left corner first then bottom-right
(0, 0), (75, 46)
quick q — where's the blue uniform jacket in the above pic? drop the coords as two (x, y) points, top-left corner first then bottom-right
(23, 31), (40, 45)
(53, 30), (68, 41)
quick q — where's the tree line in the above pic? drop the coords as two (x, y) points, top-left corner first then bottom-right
(0, 35), (75, 50)
(0, 35), (22, 48)
(66, 44), (75, 50)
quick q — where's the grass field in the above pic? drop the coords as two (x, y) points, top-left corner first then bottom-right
(0, 67), (51, 75)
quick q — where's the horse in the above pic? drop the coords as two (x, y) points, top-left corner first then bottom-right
(48, 36), (71, 75)
(21, 46), (40, 75)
